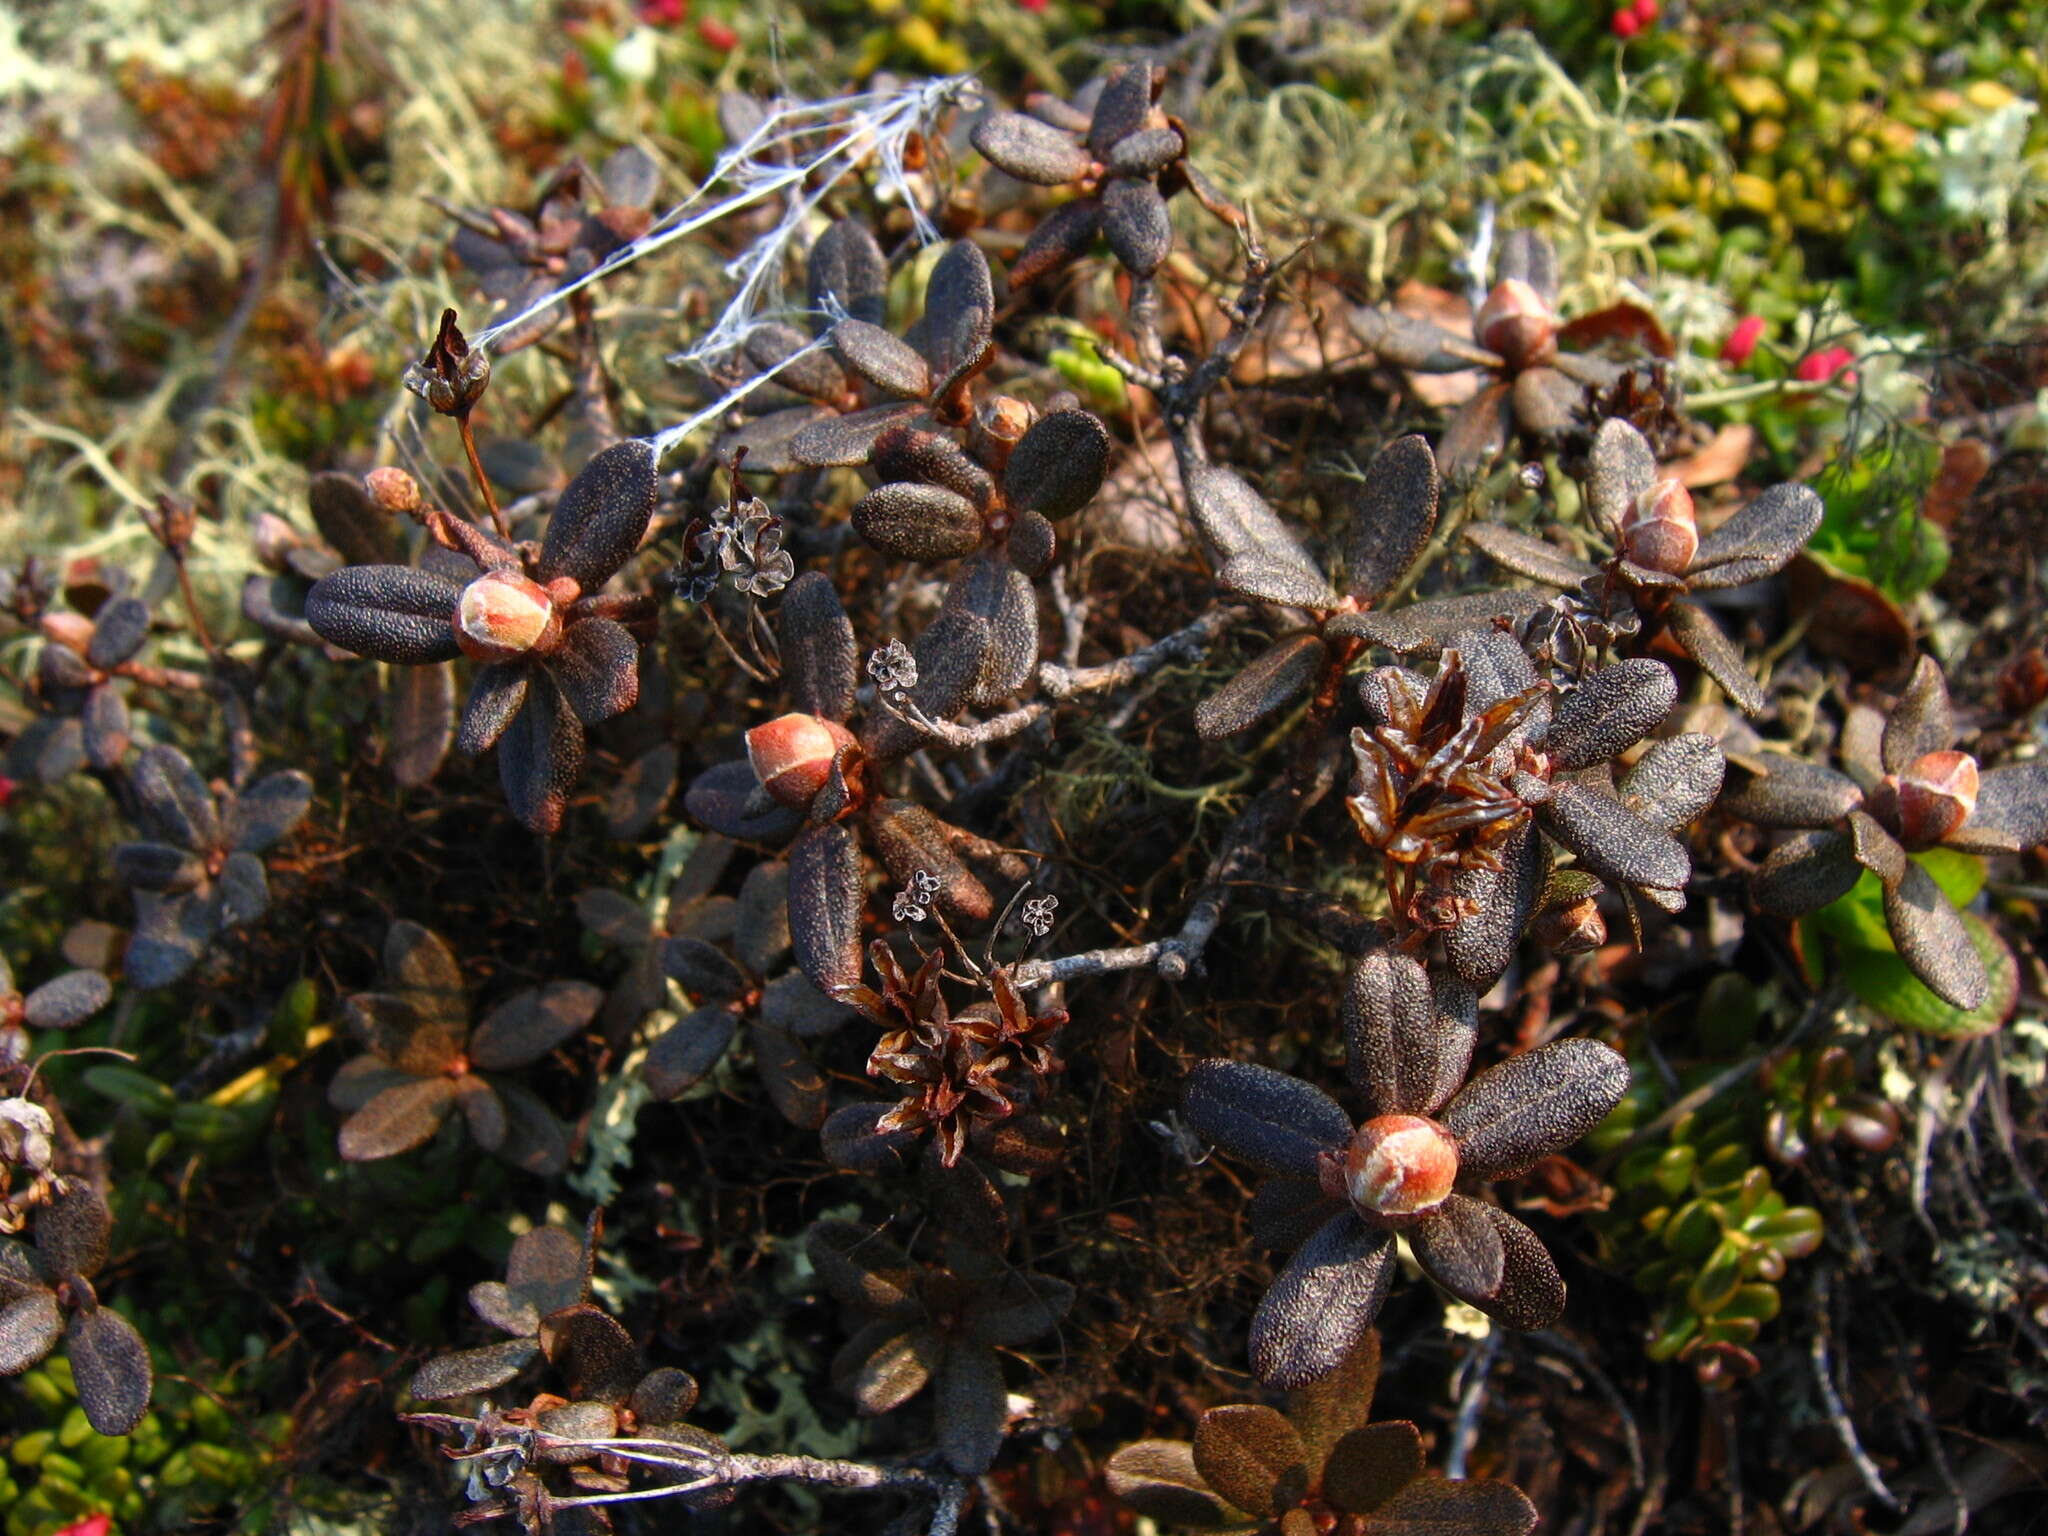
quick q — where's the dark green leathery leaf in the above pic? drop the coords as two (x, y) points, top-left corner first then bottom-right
(1217, 554), (1337, 609)
(872, 424), (995, 510)
(1545, 659), (1675, 771)
(459, 663), (529, 756)
(868, 799), (993, 922)
(945, 553), (1039, 706)
(0, 1291), (61, 1376)
(36, 1180), (111, 1279)
(935, 1339), (1008, 1473)
(831, 319), (933, 400)
(498, 669), (585, 835)
(388, 661), (455, 788)
(852, 482), (985, 562)
(1468, 1204), (1565, 1331)
(808, 218), (887, 331)
(84, 595), (149, 670)
(132, 744), (221, 852)
(536, 439), (659, 592)
(1666, 599), (1766, 716)
(1586, 418), (1657, 536)
(1540, 781), (1690, 897)
(1195, 634), (1324, 740)
(971, 111), (1090, 184)
(1192, 1403), (1308, 1517)
(1442, 1037), (1631, 1181)
(1353, 308), (1499, 372)
(1722, 754), (1864, 828)
(470, 980), (600, 1071)
(1441, 821), (1543, 987)
(1342, 951), (1473, 1118)
(779, 571), (857, 722)
(644, 1006), (737, 1099)
(787, 402), (924, 468)
(409, 1338), (541, 1401)
(1753, 830), (1861, 916)
(1006, 408), (1111, 518)
(1106, 1439), (1246, 1527)
(914, 240), (995, 400)
(1322, 1422), (1425, 1517)
(21, 970), (112, 1031)
(1409, 1195), (1506, 1305)
(1881, 655), (1957, 772)
(548, 616), (640, 726)
(1882, 860), (1988, 1011)
(1249, 1212), (1394, 1388)
(1621, 733), (1725, 830)
(1182, 1060), (1351, 1178)
(1101, 176), (1172, 277)
(1087, 62), (1156, 156)
(1334, 435), (1438, 605)
(306, 564), (464, 665)
(1369, 1475), (1537, 1535)
(339, 1075), (459, 1161)
(805, 1221), (918, 1314)
(66, 1307), (153, 1435)
(113, 841), (205, 892)
(309, 471), (399, 567)
(1436, 383), (1513, 485)
(1687, 481), (1824, 589)
(788, 821), (866, 997)
(1333, 589), (1545, 655)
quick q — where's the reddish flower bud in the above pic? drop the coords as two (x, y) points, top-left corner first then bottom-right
(39, 612), (95, 655)
(1720, 315), (1766, 366)
(1621, 477), (1698, 575)
(1893, 749), (1979, 848)
(1793, 345), (1856, 388)
(365, 466), (422, 515)
(1633, 0), (1660, 19)
(746, 713), (858, 811)
(1474, 278), (1558, 370)
(1534, 895), (1607, 956)
(697, 16), (737, 49)
(970, 395), (1033, 476)
(454, 570), (560, 663)
(1341, 1114), (1460, 1217)
(1611, 8), (1641, 39)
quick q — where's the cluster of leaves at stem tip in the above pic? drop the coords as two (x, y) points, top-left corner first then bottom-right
(1, 46), (2045, 1536)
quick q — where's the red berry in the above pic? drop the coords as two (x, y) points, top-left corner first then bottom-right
(698, 15), (737, 48)
(1634, 0), (1660, 21)
(1611, 8), (1641, 37)
(1794, 344), (1857, 387)
(1720, 314), (1767, 366)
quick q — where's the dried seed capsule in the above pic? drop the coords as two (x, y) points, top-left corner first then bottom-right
(1891, 749), (1979, 848)
(1620, 477), (1699, 575)
(1473, 278), (1557, 370)
(454, 571), (560, 663)
(1336, 1114), (1460, 1217)
(365, 466), (423, 515)
(746, 713), (858, 812)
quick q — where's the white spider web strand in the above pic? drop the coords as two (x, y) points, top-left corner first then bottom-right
(469, 74), (976, 359)
(644, 334), (834, 460)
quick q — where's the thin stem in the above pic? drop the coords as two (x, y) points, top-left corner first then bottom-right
(456, 412), (509, 539)
(170, 555), (219, 662)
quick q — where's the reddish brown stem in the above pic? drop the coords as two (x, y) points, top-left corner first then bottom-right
(456, 412), (509, 540)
